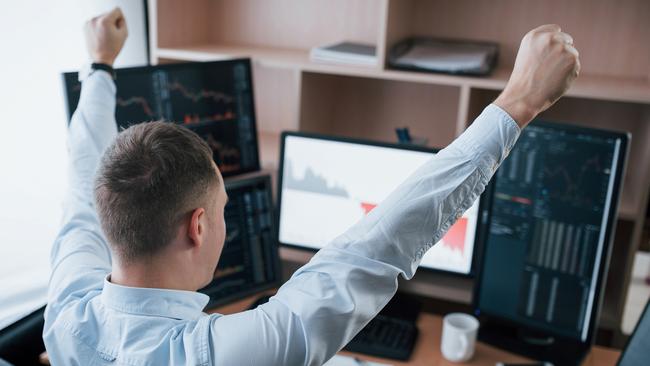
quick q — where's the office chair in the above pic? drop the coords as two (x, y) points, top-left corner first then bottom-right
(0, 306), (46, 366)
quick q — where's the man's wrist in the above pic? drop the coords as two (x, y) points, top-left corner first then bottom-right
(493, 92), (538, 128)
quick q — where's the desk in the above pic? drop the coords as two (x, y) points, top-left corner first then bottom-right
(212, 291), (621, 366)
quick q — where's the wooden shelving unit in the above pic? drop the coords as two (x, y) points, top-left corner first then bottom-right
(148, 0), (650, 339)
(157, 44), (650, 104)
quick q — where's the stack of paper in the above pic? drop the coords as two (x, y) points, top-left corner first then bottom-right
(310, 42), (377, 67)
(389, 38), (499, 75)
(398, 44), (491, 72)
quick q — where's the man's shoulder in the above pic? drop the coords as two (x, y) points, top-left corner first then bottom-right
(44, 289), (104, 343)
(43, 291), (106, 363)
(44, 294), (215, 365)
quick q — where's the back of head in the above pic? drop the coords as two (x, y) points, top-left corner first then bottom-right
(94, 122), (219, 264)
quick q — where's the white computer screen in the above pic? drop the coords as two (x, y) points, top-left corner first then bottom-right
(278, 134), (480, 275)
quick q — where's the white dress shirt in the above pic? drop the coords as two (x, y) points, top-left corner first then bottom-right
(43, 70), (520, 365)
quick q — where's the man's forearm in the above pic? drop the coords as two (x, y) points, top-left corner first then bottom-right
(65, 70), (118, 209)
(57, 69), (117, 264)
(327, 103), (520, 277)
(47, 70), (119, 313)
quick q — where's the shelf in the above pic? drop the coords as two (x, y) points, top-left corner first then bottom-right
(157, 44), (311, 68)
(156, 44), (650, 104)
(567, 74), (650, 104)
(157, 43), (385, 76)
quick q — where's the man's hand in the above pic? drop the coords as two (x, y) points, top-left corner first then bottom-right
(84, 7), (128, 66)
(495, 24), (580, 128)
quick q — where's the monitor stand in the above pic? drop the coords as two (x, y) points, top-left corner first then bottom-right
(477, 318), (590, 366)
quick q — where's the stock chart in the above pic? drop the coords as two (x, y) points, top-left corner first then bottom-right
(278, 135), (480, 275)
(479, 121), (625, 339)
(63, 60), (259, 177)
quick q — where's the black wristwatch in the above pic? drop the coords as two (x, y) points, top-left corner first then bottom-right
(91, 63), (116, 80)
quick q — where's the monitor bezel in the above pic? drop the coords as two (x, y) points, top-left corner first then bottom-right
(61, 58), (261, 177)
(472, 119), (630, 349)
(276, 130), (493, 278)
(199, 174), (282, 309)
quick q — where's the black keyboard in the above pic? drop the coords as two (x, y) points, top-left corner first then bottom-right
(343, 314), (418, 360)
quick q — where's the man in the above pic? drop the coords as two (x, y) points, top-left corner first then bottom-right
(43, 7), (579, 366)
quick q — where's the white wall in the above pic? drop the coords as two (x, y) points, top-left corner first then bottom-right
(0, 0), (148, 330)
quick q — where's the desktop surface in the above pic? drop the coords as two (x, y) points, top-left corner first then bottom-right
(209, 290), (620, 366)
(277, 132), (485, 276)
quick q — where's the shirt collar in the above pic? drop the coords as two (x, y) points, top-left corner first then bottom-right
(101, 275), (210, 321)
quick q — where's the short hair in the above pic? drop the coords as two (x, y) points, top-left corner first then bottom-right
(94, 122), (219, 264)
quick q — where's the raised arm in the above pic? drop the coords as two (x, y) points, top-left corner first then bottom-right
(209, 25), (580, 366)
(46, 8), (127, 314)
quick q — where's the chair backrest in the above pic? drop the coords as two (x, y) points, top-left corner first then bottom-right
(0, 306), (45, 365)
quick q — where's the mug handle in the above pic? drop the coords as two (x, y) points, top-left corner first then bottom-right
(455, 333), (469, 360)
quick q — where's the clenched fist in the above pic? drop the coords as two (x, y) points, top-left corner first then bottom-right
(84, 7), (128, 66)
(495, 24), (581, 127)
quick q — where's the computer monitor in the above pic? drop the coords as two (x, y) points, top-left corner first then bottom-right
(199, 175), (280, 308)
(277, 132), (490, 276)
(62, 59), (260, 177)
(474, 121), (629, 365)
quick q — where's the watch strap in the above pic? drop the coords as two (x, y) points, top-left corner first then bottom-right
(91, 63), (116, 80)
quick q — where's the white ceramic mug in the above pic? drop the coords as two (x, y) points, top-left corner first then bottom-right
(441, 313), (479, 362)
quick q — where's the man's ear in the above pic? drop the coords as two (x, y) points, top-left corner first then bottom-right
(187, 207), (205, 248)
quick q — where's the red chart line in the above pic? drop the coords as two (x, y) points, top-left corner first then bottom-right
(167, 81), (234, 104)
(116, 96), (155, 117)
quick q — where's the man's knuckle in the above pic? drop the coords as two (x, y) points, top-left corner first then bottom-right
(545, 33), (556, 45)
